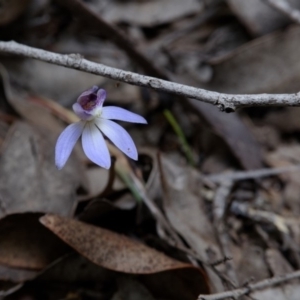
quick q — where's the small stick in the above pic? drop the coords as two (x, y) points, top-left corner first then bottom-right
(206, 164), (300, 183)
(213, 181), (237, 286)
(1, 41), (300, 111)
(198, 269), (300, 300)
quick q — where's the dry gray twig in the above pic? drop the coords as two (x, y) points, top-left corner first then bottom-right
(262, 0), (300, 24)
(206, 164), (300, 183)
(1, 41), (300, 111)
(199, 269), (300, 300)
(213, 181), (237, 287)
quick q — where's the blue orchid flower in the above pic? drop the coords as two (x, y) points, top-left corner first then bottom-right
(55, 86), (147, 169)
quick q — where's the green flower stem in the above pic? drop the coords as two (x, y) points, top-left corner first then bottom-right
(164, 109), (196, 166)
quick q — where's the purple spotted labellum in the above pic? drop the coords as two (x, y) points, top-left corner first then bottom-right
(55, 86), (147, 169)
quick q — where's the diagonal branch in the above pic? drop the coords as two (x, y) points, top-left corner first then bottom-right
(198, 269), (300, 300)
(0, 40), (300, 111)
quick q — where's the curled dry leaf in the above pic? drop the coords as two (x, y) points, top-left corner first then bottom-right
(40, 214), (206, 275)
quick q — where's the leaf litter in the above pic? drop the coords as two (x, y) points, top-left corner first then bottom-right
(1, 0), (300, 299)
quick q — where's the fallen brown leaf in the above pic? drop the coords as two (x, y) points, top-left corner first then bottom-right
(40, 214), (205, 275)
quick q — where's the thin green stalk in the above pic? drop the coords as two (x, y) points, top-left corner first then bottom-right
(164, 109), (196, 166)
(116, 168), (143, 203)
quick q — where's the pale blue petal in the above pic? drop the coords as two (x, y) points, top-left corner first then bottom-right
(101, 106), (147, 124)
(97, 89), (107, 106)
(96, 119), (138, 160)
(55, 122), (84, 169)
(82, 123), (111, 169)
(72, 103), (92, 120)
